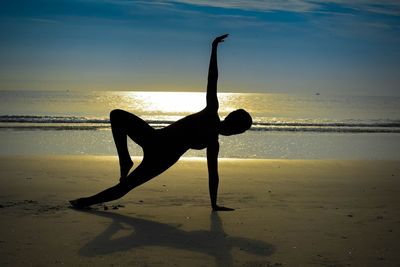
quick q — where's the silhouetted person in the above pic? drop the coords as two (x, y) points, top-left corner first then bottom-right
(70, 34), (252, 211)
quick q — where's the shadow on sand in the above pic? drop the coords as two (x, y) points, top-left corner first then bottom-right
(79, 210), (274, 266)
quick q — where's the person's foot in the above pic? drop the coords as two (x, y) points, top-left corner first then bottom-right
(119, 159), (133, 181)
(69, 198), (87, 209)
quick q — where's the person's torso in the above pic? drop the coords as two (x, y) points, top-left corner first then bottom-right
(158, 107), (220, 151)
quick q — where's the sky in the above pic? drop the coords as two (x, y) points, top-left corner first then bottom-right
(0, 0), (399, 96)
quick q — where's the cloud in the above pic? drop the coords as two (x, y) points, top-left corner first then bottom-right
(162, 0), (400, 16)
(312, 0), (400, 16)
(154, 0), (400, 37)
(166, 0), (316, 12)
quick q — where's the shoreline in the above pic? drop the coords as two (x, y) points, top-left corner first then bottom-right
(0, 156), (399, 266)
(2, 129), (400, 160)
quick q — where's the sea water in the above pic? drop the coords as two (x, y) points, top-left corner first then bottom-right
(0, 90), (399, 159)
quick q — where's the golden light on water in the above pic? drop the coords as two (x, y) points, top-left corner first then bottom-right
(131, 92), (205, 114)
(109, 91), (251, 116)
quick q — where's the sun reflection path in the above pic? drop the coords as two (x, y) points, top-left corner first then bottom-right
(116, 91), (250, 117)
(131, 92), (205, 114)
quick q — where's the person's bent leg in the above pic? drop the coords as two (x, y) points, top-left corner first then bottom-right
(110, 109), (154, 179)
(110, 109), (132, 178)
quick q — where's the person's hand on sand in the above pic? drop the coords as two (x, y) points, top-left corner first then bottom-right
(212, 205), (235, 211)
(212, 34), (229, 46)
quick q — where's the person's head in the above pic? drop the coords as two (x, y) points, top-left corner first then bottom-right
(219, 109), (252, 136)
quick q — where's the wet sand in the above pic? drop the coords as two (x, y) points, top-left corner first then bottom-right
(0, 156), (399, 266)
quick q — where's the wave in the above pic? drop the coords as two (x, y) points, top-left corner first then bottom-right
(251, 121), (400, 133)
(1, 115), (400, 133)
(0, 115), (109, 124)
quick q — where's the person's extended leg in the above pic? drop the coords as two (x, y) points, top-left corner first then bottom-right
(109, 109), (154, 180)
(70, 160), (156, 208)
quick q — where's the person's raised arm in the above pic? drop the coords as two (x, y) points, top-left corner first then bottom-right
(207, 140), (234, 211)
(206, 34), (229, 111)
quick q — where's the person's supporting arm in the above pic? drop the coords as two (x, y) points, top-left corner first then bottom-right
(206, 34), (229, 110)
(207, 140), (234, 211)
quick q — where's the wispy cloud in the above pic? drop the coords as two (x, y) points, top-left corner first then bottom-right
(165, 0), (316, 13)
(29, 18), (60, 24)
(313, 0), (400, 16)
(161, 0), (400, 16)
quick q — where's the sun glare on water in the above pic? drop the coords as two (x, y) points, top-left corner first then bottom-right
(110, 91), (251, 117)
(124, 92), (205, 114)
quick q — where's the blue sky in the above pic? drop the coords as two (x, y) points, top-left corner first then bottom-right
(0, 0), (399, 95)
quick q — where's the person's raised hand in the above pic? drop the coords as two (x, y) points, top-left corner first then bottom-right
(213, 34), (229, 46)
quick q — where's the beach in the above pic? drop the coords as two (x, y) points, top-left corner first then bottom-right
(0, 156), (399, 266)
(2, 0), (400, 265)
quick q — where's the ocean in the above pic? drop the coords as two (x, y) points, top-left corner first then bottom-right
(1, 90), (399, 159)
